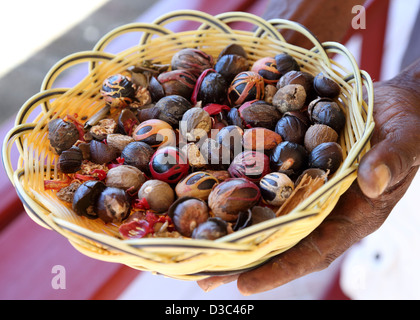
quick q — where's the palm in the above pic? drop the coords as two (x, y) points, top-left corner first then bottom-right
(198, 79), (420, 295)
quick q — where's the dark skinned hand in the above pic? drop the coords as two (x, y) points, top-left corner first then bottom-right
(198, 61), (420, 295)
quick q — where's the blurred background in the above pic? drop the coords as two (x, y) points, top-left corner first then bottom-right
(1, 0), (419, 300)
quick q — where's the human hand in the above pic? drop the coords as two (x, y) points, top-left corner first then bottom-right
(198, 65), (420, 295)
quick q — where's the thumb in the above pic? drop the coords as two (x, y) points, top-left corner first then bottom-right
(357, 113), (420, 199)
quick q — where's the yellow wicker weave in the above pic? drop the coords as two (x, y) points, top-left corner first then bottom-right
(2, 10), (374, 280)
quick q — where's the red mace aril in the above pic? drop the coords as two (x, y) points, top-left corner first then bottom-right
(251, 57), (281, 84)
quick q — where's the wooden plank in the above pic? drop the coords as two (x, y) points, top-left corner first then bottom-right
(0, 212), (127, 300)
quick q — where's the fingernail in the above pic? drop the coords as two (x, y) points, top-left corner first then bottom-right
(197, 275), (238, 292)
(360, 163), (391, 198)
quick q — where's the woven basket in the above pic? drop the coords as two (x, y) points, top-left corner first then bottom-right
(2, 10), (374, 280)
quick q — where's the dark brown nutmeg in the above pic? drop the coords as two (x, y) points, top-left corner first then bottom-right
(194, 70), (228, 106)
(274, 53), (300, 76)
(192, 217), (228, 240)
(215, 54), (249, 83)
(217, 44), (248, 59)
(275, 112), (310, 145)
(96, 187), (131, 224)
(155, 95), (192, 128)
(121, 141), (154, 172)
(308, 98), (346, 133)
(48, 118), (80, 154)
(136, 105), (161, 123)
(72, 180), (106, 219)
(168, 196), (209, 237)
(308, 142), (343, 174)
(208, 178), (261, 222)
(238, 100), (282, 131)
(89, 140), (119, 165)
(226, 107), (245, 129)
(270, 141), (308, 176)
(171, 48), (214, 77)
(313, 72), (341, 98)
(148, 76), (165, 102)
(157, 69), (197, 99)
(58, 146), (83, 173)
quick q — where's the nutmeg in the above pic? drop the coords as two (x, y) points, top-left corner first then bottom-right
(238, 100), (282, 131)
(274, 53), (300, 76)
(48, 118), (80, 154)
(277, 70), (315, 98)
(96, 187), (131, 224)
(155, 95), (192, 128)
(313, 72), (341, 98)
(168, 197), (209, 237)
(272, 84), (307, 113)
(308, 98), (346, 133)
(208, 178), (261, 222)
(259, 172), (294, 206)
(105, 165), (146, 191)
(106, 133), (135, 152)
(304, 124), (338, 152)
(308, 142), (343, 174)
(171, 48), (214, 77)
(275, 112), (310, 145)
(121, 141), (154, 172)
(216, 125), (244, 156)
(89, 140), (119, 165)
(180, 107), (212, 142)
(175, 171), (219, 201)
(242, 127), (282, 152)
(181, 142), (207, 169)
(138, 179), (175, 213)
(192, 217), (228, 240)
(228, 151), (271, 183)
(58, 146), (83, 173)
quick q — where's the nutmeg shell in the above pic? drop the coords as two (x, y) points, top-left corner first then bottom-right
(242, 127), (282, 152)
(96, 187), (131, 224)
(72, 180), (106, 219)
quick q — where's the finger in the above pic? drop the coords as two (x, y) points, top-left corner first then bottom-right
(235, 183), (381, 295)
(357, 98), (420, 198)
(197, 274), (238, 292)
